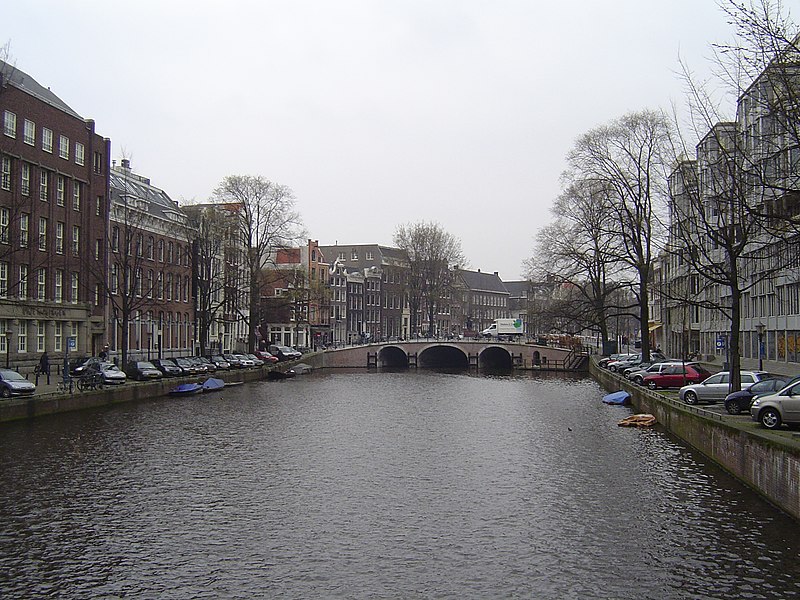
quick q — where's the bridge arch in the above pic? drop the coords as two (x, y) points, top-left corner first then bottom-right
(479, 346), (514, 370)
(377, 346), (409, 368)
(418, 344), (469, 369)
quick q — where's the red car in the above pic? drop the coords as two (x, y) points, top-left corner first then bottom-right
(255, 350), (279, 364)
(643, 363), (712, 390)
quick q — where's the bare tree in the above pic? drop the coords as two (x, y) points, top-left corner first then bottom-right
(212, 175), (304, 352)
(567, 109), (673, 362)
(394, 221), (465, 337)
(527, 179), (630, 345)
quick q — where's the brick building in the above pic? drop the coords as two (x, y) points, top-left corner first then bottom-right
(0, 60), (110, 370)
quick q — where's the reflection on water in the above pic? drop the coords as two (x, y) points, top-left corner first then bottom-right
(0, 370), (798, 599)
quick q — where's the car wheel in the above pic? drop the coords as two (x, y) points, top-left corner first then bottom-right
(647, 380), (657, 390)
(725, 400), (742, 415)
(634, 376), (643, 385)
(760, 408), (782, 430)
(683, 391), (698, 405)
(0, 386), (10, 399)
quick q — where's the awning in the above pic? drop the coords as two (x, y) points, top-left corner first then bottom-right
(648, 322), (663, 332)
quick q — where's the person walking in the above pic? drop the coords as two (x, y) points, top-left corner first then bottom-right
(39, 351), (50, 384)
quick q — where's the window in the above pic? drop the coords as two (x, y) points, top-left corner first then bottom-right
(158, 239), (164, 262)
(95, 239), (102, 261)
(73, 182), (81, 210)
(0, 208), (8, 244)
(96, 196), (103, 217)
(17, 322), (27, 353)
(37, 269), (46, 301)
(72, 225), (80, 255)
(54, 322), (63, 352)
(19, 214), (28, 247)
(3, 111), (16, 138)
(93, 151), (102, 174)
(1, 156), (10, 191)
(54, 269), (63, 303)
(351, 249), (358, 260)
(21, 163), (29, 196)
(56, 222), (64, 254)
(75, 142), (85, 166)
(37, 321), (46, 352)
(18, 265), (28, 299)
(111, 226), (119, 252)
(109, 264), (118, 295)
(147, 270), (154, 298)
(366, 251), (374, 260)
(38, 217), (47, 251)
(57, 175), (65, 206)
(23, 119), (35, 145)
(168, 241), (174, 263)
(94, 283), (101, 306)
(59, 135), (69, 160)
(0, 262), (6, 297)
(42, 128), (53, 153)
(147, 236), (154, 260)
(39, 171), (49, 201)
(70, 272), (78, 303)
(166, 273), (172, 300)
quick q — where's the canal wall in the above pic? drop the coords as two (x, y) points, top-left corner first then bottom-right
(0, 367), (269, 422)
(591, 361), (800, 521)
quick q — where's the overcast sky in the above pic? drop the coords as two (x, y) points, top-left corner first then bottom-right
(6, 1), (739, 279)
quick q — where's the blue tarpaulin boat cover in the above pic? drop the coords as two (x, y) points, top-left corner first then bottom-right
(602, 391), (631, 405)
(202, 377), (225, 391)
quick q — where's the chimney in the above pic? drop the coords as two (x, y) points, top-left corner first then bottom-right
(494, 271), (498, 276)
(121, 158), (131, 170)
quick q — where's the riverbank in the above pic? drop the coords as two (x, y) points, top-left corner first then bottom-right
(591, 360), (800, 521)
(0, 365), (283, 422)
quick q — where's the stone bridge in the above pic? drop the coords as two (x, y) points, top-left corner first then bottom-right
(304, 340), (587, 370)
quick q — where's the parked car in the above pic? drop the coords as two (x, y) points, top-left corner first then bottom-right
(724, 376), (797, 414)
(71, 356), (102, 376)
(628, 362), (684, 385)
(751, 379), (800, 429)
(95, 362), (127, 385)
(223, 353), (242, 368)
(184, 356), (210, 373)
(245, 353), (265, 367)
(0, 368), (36, 398)
(234, 354), (256, 368)
(679, 371), (771, 405)
(255, 350), (279, 364)
(125, 361), (163, 381)
(269, 345), (302, 361)
(599, 353), (637, 369)
(607, 352), (667, 373)
(152, 358), (182, 377)
(643, 363), (712, 390)
(173, 357), (200, 375)
(208, 355), (231, 370)
(196, 356), (218, 372)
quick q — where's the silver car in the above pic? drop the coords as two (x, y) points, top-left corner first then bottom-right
(679, 370), (770, 405)
(750, 380), (800, 430)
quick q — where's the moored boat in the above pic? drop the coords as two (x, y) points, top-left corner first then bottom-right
(202, 377), (225, 392)
(169, 382), (203, 396)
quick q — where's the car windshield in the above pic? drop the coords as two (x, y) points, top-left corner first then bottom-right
(139, 362), (156, 369)
(0, 369), (26, 381)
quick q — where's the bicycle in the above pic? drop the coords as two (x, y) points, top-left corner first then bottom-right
(56, 377), (74, 394)
(76, 371), (104, 392)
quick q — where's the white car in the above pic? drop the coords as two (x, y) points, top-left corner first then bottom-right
(97, 362), (127, 385)
(679, 370), (770, 405)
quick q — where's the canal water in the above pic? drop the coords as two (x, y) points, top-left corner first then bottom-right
(0, 370), (798, 599)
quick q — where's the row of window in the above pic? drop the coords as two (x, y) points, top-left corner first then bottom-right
(3, 110), (89, 166)
(0, 207), (82, 254)
(0, 262), (80, 303)
(0, 319), (78, 354)
(1, 155), (91, 212)
(109, 227), (191, 266)
(108, 264), (191, 303)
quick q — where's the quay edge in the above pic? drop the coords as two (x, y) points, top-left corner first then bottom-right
(591, 360), (800, 522)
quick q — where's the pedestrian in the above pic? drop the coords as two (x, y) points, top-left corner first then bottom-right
(99, 345), (109, 361)
(39, 351), (50, 375)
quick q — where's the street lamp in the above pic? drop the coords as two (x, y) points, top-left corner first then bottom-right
(756, 322), (766, 371)
(4, 330), (11, 369)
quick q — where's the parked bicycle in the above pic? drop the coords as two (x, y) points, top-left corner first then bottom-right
(56, 377), (74, 394)
(76, 371), (104, 392)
